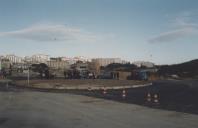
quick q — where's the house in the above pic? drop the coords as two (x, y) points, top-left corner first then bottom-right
(131, 68), (159, 81)
(111, 71), (131, 80)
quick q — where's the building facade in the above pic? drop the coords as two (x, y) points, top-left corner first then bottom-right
(92, 58), (129, 67)
(30, 54), (49, 63)
(5, 54), (23, 64)
(133, 61), (154, 68)
(47, 58), (70, 70)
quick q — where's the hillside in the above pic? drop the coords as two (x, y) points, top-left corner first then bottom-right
(158, 59), (198, 78)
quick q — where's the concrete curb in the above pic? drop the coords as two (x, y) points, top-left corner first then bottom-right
(15, 82), (152, 91)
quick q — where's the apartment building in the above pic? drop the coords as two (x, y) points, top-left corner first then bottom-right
(91, 58), (129, 67)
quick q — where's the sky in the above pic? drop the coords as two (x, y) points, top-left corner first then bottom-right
(0, 0), (198, 64)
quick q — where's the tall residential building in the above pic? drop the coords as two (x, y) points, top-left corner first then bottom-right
(31, 54), (49, 63)
(47, 57), (70, 69)
(91, 58), (129, 67)
(24, 54), (49, 64)
(5, 54), (23, 64)
(60, 56), (90, 65)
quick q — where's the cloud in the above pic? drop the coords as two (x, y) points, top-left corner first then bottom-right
(173, 14), (198, 28)
(148, 27), (197, 43)
(0, 24), (97, 42)
(148, 13), (198, 43)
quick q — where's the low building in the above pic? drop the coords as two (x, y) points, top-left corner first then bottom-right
(88, 61), (100, 76)
(0, 59), (11, 77)
(131, 68), (159, 80)
(71, 61), (89, 78)
(133, 61), (155, 68)
(111, 71), (131, 80)
(98, 70), (112, 79)
(0, 59), (11, 69)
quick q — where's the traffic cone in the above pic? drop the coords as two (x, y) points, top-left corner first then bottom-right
(146, 93), (152, 102)
(153, 94), (159, 104)
(103, 87), (107, 95)
(122, 89), (126, 99)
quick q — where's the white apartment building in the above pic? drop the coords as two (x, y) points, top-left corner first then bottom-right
(31, 54), (49, 63)
(47, 58), (70, 69)
(91, 58), (128, 67)
(5, 54), (23, 64)
(24, 54), (49, 64)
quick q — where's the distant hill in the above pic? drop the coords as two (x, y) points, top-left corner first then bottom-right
(158, 59), (198, 78)
(102, 59), (198, 78)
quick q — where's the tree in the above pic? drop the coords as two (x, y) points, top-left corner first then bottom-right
(31, 63), (49, 79)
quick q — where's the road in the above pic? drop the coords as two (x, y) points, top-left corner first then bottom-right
(0, 90), (198, 128)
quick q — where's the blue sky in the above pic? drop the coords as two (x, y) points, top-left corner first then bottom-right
(0, 0), (198, 64)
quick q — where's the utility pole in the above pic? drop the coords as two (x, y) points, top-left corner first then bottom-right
(27, 67), (30, 86)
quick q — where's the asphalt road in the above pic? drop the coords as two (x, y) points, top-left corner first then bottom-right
(0, 91), (198, 128)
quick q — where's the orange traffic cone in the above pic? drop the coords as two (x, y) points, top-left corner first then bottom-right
(103, 87), (107, 95)
(146, 93), (152, 102)
(153, 94), (159, 104)
(122, 89), (126, 98)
